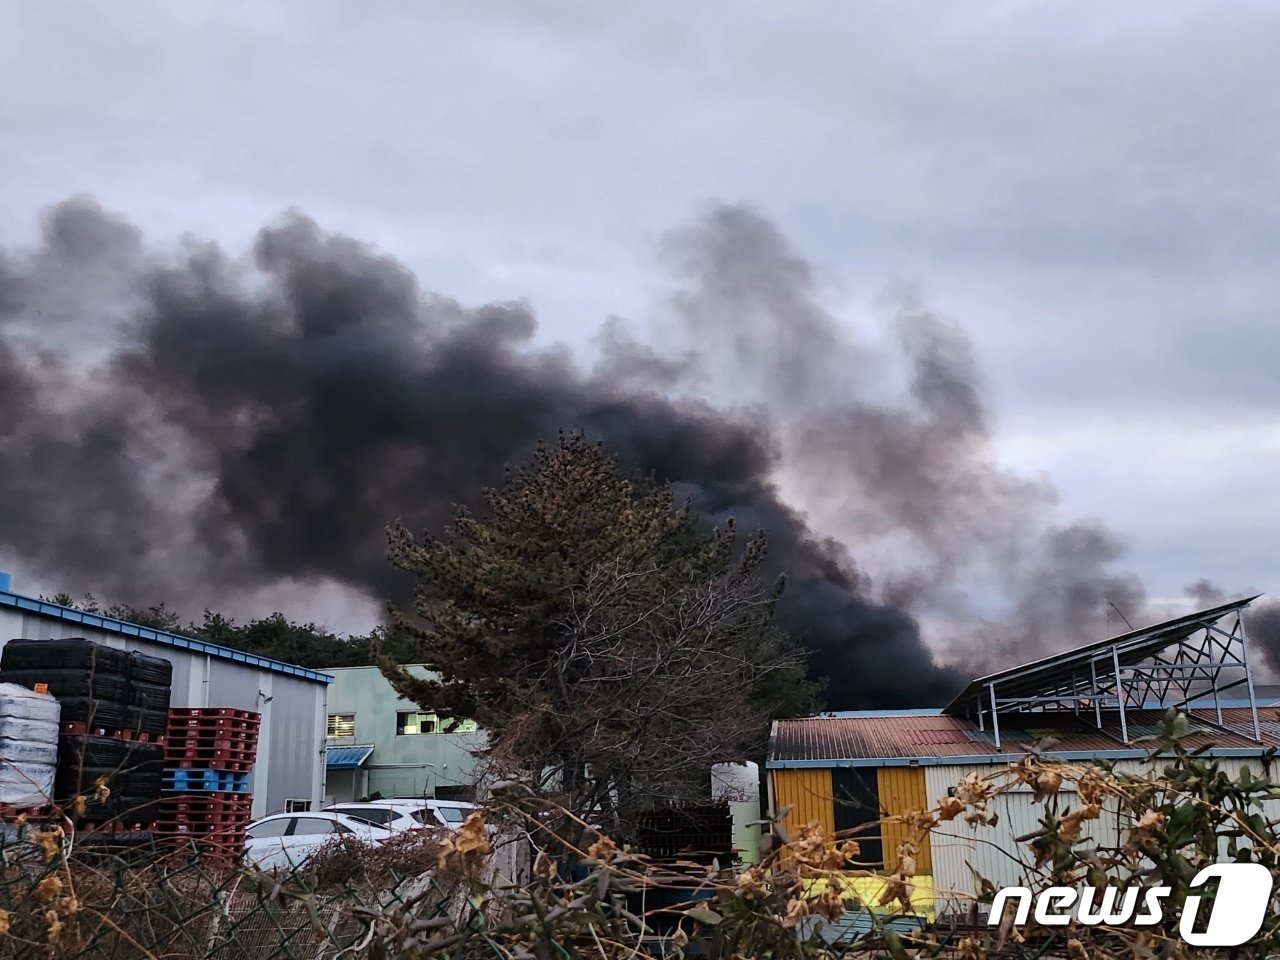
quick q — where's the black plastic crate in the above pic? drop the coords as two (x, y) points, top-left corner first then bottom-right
(59, 736), (163, 772)
(128, 706), (168, 736)
(77, 798), (159, 827)
(57, 697), (130, 730)
(1, 638), (132, 676)
(113, 796), (161, 823)
(55, 761), (117, 789)
(54, 764), (120, 811)
(0, 668), (131, 703)
(128, 751), (165, 774)
(131, 681), (171, 712)
(56, 775), (163, 823)
(634, 805), (734, 860)
(122, 754), (165, 793)
(60, 735), (128, 770)
(124, 770), (164, 797)
(128, 742), (164, 766)
(78, 801), (123, 824)
(129, 651), (173, 686)
(77, 830), (159, 854)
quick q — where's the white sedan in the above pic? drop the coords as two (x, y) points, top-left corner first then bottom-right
(325, 798), (480, 833)
(325, 802), (432, 834)
(243, 811), (393, 871)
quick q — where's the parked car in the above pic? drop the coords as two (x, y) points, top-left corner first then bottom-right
(332, 797), (480, 830)
(243, 811), (393, 870)
(422, 799), (480, 828)
(324, 801), (434, 834)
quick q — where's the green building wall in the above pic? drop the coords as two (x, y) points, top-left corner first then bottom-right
(322, 664), (487, 804)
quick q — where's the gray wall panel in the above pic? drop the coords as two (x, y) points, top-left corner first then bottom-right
(0, 615), (326, 818)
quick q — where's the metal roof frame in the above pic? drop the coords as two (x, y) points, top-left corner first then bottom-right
(943, 597), (1263, 749)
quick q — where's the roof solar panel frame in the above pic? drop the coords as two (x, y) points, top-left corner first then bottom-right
(942, 597), (1263, 749)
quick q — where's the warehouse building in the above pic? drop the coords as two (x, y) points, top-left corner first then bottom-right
(0, 575), (331, 818)
(323, 664), (485, 804)
(767, 597), (1280, 922)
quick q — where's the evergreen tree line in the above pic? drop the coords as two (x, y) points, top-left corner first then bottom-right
(38, 594), (418, 669)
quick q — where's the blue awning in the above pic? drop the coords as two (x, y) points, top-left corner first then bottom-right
(326, 745), (375, 770)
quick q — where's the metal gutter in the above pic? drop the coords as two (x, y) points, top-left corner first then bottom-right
(0, 591), (334, 684)
(819, 708), (945, 718)
(766, 746), (1279, 769)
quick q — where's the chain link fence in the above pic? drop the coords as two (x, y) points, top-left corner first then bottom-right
(0, 821), (467, 959)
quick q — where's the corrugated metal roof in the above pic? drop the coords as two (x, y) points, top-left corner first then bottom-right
(1203, 706), (1280, 741)
(770, 714), (985, 763)
(769, 707), (1280, 767)
(0, 590), (333, 684)
(325, 744), (375, 769)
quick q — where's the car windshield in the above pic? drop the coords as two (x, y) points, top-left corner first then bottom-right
(436, 806), (468, 824)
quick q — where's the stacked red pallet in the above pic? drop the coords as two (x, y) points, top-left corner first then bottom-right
(157, 708), (260, 862)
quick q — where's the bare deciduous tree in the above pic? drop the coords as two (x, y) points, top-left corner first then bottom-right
(380, 432), (816, 845)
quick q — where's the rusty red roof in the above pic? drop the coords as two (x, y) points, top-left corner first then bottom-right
(769, 713), (982, 764)
(768, 707), (1280, 766)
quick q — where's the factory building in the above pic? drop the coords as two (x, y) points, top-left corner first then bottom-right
(0, 576), (330, 818)
(322, 664), (485, 804)
(767, 597), (1280, 923)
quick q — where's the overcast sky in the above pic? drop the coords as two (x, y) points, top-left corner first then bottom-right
(2, 0), (1277, 625)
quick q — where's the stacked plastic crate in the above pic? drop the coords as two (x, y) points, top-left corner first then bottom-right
(158, 707), (259, 860)
(0, 639), (172, 845)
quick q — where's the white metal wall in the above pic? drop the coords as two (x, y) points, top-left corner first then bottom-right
(0, 608), (327, 817)
(1202, 757), (1280, 862)
(925, 763), (1066, 914)
(924, 756), (1280, 917)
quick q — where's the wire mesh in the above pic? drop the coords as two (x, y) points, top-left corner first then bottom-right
(0, 822), (417, 959)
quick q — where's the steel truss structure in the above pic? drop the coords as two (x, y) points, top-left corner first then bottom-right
(943, 597), (1263, 749)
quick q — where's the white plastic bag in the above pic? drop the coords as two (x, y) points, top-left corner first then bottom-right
(0, 682), (60, 807)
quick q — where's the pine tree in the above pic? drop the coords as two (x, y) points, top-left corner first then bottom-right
(382, 432), (814, 837)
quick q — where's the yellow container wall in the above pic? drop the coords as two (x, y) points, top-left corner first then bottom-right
(776, 766), (938, 922)
(877, 766), (932, 875)
(770, 768), (834, 840)
(804, 874), (937, 922)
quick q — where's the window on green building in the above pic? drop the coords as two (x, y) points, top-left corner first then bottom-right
(395, 711), (479, 735)
(396, 711), (436, 735)
(326, 713), (356, 739)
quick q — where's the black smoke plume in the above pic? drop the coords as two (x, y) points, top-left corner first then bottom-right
(0, 197), (1168, 707)
(1182, 580), (1280, 680)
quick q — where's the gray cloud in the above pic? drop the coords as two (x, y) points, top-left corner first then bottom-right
(0, 1), (1276, 667)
